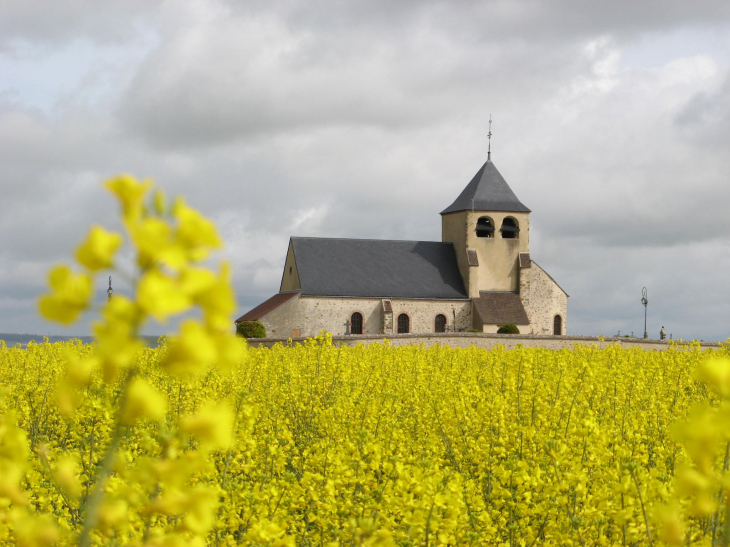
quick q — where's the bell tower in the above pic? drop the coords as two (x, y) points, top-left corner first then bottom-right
(441, 151), (530, 298)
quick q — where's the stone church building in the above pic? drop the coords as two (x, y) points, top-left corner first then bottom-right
(236, 153), (568, 337)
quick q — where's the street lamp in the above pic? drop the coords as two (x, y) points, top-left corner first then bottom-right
(641, 287), (648, 339)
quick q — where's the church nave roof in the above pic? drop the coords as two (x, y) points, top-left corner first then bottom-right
(290, 237), (469, 300)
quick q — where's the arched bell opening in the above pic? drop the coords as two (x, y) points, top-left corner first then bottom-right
(500, 217), (519, 239)
(476, 217), (495, 238)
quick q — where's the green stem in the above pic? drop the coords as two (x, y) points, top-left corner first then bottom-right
(78, 421), (123, 547)
(79, 367), (137, 546)
(631, 467), (653, 547)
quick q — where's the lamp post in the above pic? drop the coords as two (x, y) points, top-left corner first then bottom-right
(108, 276), (113, 302)
(641, 287), (648, 339)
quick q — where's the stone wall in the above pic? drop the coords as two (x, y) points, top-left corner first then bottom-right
(249, 332), (724, 352)
(442, 210), (530, 294)
(520, 261), (568, 335)
(258, 295), (472, 338)
(256, 293), (303, 338)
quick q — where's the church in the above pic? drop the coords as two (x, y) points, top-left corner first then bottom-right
(236, 150), (568, 338)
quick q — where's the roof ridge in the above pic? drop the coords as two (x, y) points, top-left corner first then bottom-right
(291, 236), (449, 245)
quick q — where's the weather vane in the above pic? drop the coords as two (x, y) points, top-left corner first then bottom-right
(108, 276), (113, 302)
(487, 114), (492, 161)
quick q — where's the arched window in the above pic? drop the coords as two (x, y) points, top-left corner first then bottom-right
(500, 217), (519, 239)
(351, 312), (363, 335)
(476, 217), (494, 238)
(553, 315), (562, 336)
(397, 313), (410, 334)
(435, 314), (447, 333)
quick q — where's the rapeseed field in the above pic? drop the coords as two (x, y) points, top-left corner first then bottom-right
(2, 175), (730, 546)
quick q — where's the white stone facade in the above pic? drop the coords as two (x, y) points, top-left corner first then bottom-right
(519, 261), (568, 335)
(256, 294), (472, 338)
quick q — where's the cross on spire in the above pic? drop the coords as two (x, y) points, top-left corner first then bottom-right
(487, 115), (493, 161)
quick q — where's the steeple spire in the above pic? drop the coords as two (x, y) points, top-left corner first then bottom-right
(487, 115), (492, 162)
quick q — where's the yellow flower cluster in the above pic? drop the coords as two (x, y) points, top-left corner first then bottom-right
(2, 175), (730, 545)
(2, 334), (730, 545)
(1, 175), (244, 545)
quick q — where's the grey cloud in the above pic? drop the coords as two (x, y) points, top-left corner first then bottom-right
(116, 2), (613, 150)
(0, 1), (163, 50)
(230, 0), (730, 42)
(115, 0), (730, 151)
(675, 74), (730, 149)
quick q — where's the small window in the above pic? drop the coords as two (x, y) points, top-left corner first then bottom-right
(351, 312), (363, 335)
(500, 217), (519, 239)
(397, 313), (410, 334)
(476, 217), (495, 238)
(553, 315), (562, 336)
(435, 314), (447, 333)
(289, 266), (292, 274)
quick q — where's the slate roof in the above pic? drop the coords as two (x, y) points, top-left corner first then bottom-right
(472, 291), (530, 325)
(290, 237), (469, 299)
(441, 160), (531, 214)
(235, 291), (299, 322)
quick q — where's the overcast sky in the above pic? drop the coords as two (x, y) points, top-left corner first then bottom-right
(1, 0), (729, 341)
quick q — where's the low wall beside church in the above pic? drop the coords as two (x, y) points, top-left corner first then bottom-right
(246, 332), (723, 352)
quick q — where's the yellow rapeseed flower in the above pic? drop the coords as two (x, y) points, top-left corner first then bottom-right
(131, 217), (187, 270)
(121, 378), (167, 425)
(173, 198), (222, 260)
(178, 487), (217, 535)
(105, 174), (152, 224)
(180, 401), (234, 450)
(55, 455), (82, 500)
(75, 225), (123, 271)
(696, 357), (730, 399)
(93, 318), (143, 382)
(137, 269), (191, 322)
(246, 519), (287, 543)
(10, 511), (59, 547)
(195, 262), (236, 332)
(37, 265), (92, 324)
(160, 320), (217, 379)
(211, 333), (246, 374)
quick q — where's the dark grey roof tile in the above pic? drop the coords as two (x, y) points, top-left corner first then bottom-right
(291, 237), (468, 299)
(441, 160), (530, 214)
